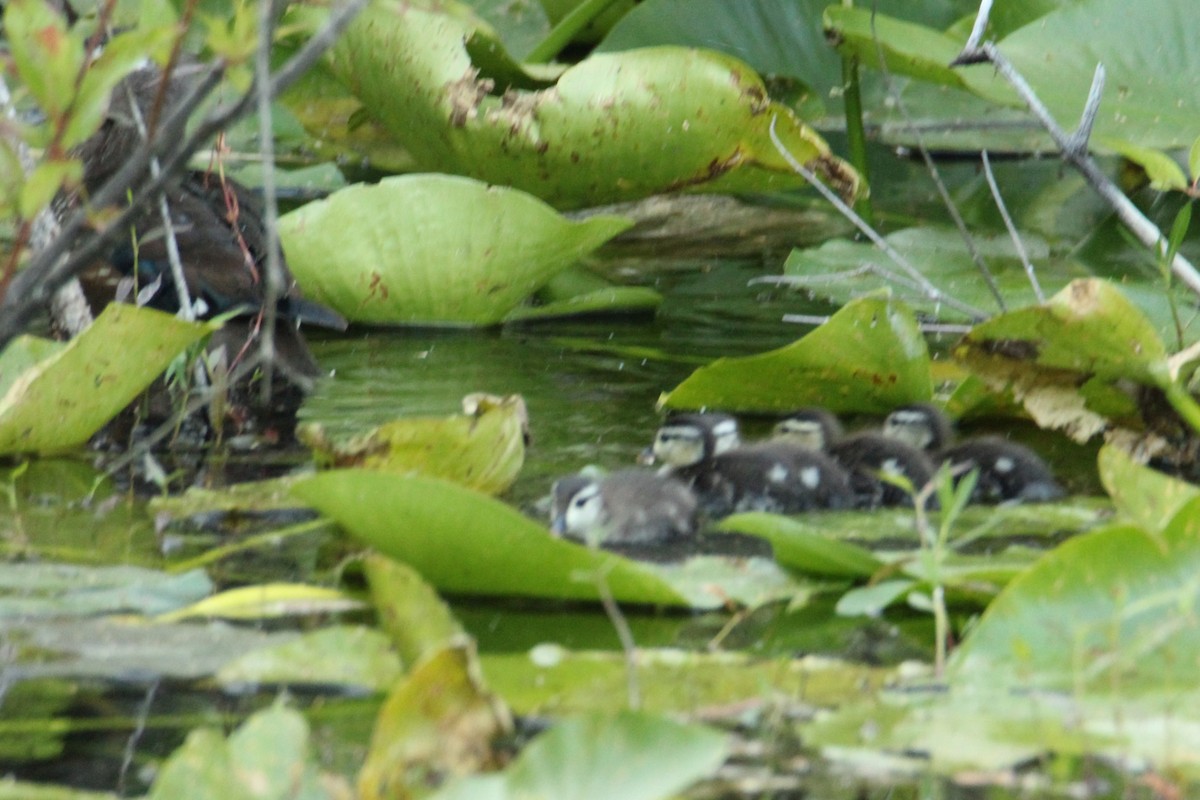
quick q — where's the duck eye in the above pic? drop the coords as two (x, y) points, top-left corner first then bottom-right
(573, 496), (588, 508)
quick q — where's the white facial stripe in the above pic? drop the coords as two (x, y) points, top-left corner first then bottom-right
(994, 456), (1015, 473)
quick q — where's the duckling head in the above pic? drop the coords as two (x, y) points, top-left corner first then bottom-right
(650, 413), (739, 467)
(772, 407), (844, 451)
(883, 403), (952, 451)
(550, 476), (606, 536)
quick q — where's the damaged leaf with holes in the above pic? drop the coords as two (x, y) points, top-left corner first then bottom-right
(322, 3), (861, 209)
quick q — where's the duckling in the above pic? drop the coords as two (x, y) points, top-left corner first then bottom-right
(550, 469), (698, 545)
(883, 403), (1065, 503)
(647, 413), (854, 516)
(773, 407), (936, 508)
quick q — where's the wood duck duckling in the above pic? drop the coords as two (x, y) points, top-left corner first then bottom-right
(550, 469), (698, 545)
(773, 407), (937, 509)
(883, 403), (1065, 503)
(647, 412), (855, 516)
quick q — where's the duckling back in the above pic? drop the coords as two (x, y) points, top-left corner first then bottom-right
(551, 469), (698, 545)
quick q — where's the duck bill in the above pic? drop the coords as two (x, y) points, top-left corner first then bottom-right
(636, 446), (657, 466)
(549, 515), (567, 536)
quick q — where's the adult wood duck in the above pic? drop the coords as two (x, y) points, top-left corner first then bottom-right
(883, 403), (1065, 503)
(75, 63), (346, 392)
(550, 469), (699, 545)
(646, 412), (854, 517)
(773, 407), (937, 509)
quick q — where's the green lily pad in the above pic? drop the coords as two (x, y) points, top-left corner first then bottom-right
(505, 267), (663, 322)
(326, 5), (860, 208)
(278, 174), (631, 326)
(783, 226), (1080, 323)
(299, 392), (528, 494)
(0, 563), (211, 618)
(216, 625), (402, 692)
(482, 647), (891, 716)
(429, 711), (728, 800)
(717, 512), (883, 579)
(823, 6), (974, 90)
(362, 554), (466, 667)
(357, 644), (511, 799)
(149, 702), (344, 800)
(661, 292), (932, 413)
(954, 279), (1173, 439)
(949, 496), (1200, 692)
(291, 470), (689, 607)
(959, 0), (1200, 151)
(1097, 444), (1200, 534)
(0, 304), (212, 455)
(291, 470), (799, 609)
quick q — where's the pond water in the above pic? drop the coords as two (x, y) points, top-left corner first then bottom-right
(0, 155), (1117, 796)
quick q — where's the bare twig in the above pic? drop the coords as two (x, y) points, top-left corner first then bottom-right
(256, 0), (286, 401)
(768, 118), (989, 321)
(867, 6), (1006, 312)
(952, 12), (1200, 298)
(0, 0), (368, 348)
(982, 150), (1044, 302)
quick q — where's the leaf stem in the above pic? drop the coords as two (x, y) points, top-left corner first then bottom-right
(525, 0), (621, 64)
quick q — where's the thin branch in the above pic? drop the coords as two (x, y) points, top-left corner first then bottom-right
(952, 34), (1200, 298)
(982, 150), (1044, 302)
(867, 6), (1006, 312)
(0, 0), (368, 348)
(960, 0), (994, 54)
(768, 117), (989, 321)
(256, 0), (285, 401)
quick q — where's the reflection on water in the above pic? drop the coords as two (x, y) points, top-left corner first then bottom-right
(301, 259), (835, 507)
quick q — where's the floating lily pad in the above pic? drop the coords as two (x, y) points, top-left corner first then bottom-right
(482, 647), (890, 716)
(0, 304), (212, 455)
(357, 644), (511, 800)
(782, 226), (1077, 323)
(717, 512), (883, 579)
(1097, 444), (1200, 534)
(216, 625), (402, 692)
(505, 267), (663, 322)
(292, 470), (687, 606)
(156, 583), (364, 622)
(299, 393), (528, 494)
(148, 702), (346, 800)
(326, 5), (860, 209)
(429, 711), (728, 800)
(661, 292), (932, 413)
(959, 0), (1200, 151)
(954, 279), (1174, 440)
(291, 470), (800, 609)
(278, 174), (631, 326)
(0, 563), (211, 618)
(950, 497), (1200, 692)
(823, 6), (974, 90)
(362, 554), (466, 666)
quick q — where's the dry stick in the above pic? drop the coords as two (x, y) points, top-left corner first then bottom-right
(866, 6), (1006, 312)
(0, 63), (226, 346)
(255, 0), (285, 401)
(767, 117), (988, 321)
(981, 150), (1044, 302)
(0, 0), (368, 348)
(115, 68), (197, 320)
(952, 30), (1200, 297)
(595, 569), (642, 711)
